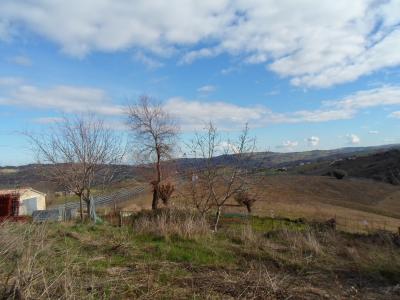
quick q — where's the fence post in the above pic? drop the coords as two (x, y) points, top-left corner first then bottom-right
(119, 211), (122, 227)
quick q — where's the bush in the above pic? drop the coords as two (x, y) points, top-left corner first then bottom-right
(158, 182), (175, 206)
(234, 191), (257, 213)
(332, 169), (347, 180)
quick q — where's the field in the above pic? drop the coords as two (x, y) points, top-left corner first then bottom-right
(1, 211), (400, 299)
(168, 174), (400, 234)
(250, 175), (400, 233)
(2, 149), (400, 299)
(58, 173), (400, 234)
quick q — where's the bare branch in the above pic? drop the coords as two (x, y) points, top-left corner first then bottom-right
(26, 114), (125, 220)
(126, 95), (179, 209)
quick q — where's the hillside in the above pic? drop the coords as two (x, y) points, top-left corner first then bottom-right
(2, 145), (400, 234)
(247, 175), (400, 232)
(295, 149), (400, 185)
(2, 144), (399, 190)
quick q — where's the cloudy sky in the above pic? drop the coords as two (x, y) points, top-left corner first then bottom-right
(1, 0), (400, 165)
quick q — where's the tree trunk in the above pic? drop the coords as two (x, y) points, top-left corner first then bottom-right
(152, 185), (159, 210)
(156, 149), (161, 182)
(214, 206), (222, 232)
(86, 199), (91, 220)
(79, 194), (83, 221)
(246, 203), (252, 213)
(152, 148), (162, 210)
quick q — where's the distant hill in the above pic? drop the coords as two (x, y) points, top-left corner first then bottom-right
(0, 164), (138, 192)
(176, 144), (400, 170)
(1, 144), (399, 190)
(295, 149), (400, 185)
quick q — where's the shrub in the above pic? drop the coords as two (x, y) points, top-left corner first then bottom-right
(159, 182), (175, 206)
(332, 169), (347, 180)
(234, 191), (257, 213)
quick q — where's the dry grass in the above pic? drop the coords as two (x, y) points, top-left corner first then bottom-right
(210, 174), (400, 233)
(0, 168), (18, 174)
(0, 222), (72, 299)
(1, 213), (400, 299)
(131, 208), (211, 239)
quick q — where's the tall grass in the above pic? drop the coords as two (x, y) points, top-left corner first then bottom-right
(131, 208), (211, 239)
(1, 214), (400, 299)
(0, 222), (74, 299)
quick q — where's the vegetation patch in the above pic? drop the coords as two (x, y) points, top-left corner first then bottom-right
(2, 213), (400, 299)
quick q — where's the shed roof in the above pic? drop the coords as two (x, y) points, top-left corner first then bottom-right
(0, 188), (46, 197)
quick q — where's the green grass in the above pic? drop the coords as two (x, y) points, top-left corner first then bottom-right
(222, 214), (309, 232)
(2, 215), (400, 299)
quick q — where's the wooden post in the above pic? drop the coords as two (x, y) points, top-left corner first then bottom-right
(118, 211), (122, 227)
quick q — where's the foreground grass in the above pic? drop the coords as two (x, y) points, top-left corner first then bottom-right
(1, 213), (400, 299)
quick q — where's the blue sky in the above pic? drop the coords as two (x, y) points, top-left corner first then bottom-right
(1, 0), (400, 165)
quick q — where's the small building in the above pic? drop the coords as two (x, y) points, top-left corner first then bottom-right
(0, 188), (46, 216)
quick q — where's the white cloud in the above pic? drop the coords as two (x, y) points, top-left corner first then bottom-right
(307, 136), (320, 147)
(389, 111), (400, 118)
(265, 90), (280, 96)
(0, 76), (23, 86)
(0, 84), (123, 115)
(383, 138), (398, 143)
(165, 84), (400, 130)
(164, 97), (266, 130)
(368, 130), (379, 134)
(33, 117), (63, 124)
(1, 1), (399, 87)
(276, 140), (298, 151)
(132, 51), (163, 69)
(9, 55), (32, 66)
(0, 0), (232, 57)
(0, 19), (12, 41)
(327, 86), (400, 110)
(197, 85), (216, 93)
(1, 77), (400, 132)
(220, 66), (238, 75)
(180, 48), (221, 65)
(346, 134), (361, 145)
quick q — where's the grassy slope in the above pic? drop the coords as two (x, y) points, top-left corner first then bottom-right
(1, 217), (400, 299)
(90, 172), (400, 234)
(49, 172), (400, 234)
(208, 175), (400, 233)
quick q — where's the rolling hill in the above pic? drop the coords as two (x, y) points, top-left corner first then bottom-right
(2, 143), (400, 190)
(295, 149), (400, 185)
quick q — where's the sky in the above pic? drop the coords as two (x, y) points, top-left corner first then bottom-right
(1, 0), (400, 166)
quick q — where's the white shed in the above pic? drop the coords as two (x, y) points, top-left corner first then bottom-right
(0, 188), (46, 215)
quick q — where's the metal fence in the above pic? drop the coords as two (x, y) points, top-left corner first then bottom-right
(50, 186), (146, 211)
(34, 186), (147, 222)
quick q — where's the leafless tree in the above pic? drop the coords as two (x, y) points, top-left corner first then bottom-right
(27, 115), (125, 221)
(186, 122), (257, 231)
(126, 96), (179, 210)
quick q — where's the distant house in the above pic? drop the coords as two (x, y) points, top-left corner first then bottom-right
(0, 188), (46, 216)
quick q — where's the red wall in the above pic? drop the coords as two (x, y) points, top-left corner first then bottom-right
(0, 194), (20, 217)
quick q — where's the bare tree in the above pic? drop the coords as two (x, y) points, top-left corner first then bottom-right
(186, 122), (256, 231)
(27, 115), (125, 221)
(126, 96), (179, 210)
